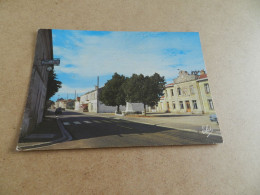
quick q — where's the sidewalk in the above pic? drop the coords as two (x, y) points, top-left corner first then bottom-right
(17, 111), (72, 151)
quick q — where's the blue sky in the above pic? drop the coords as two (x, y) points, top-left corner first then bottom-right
(51, 30), (206, 101)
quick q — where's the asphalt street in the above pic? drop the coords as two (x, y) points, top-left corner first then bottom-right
(45, 110), (223, 149)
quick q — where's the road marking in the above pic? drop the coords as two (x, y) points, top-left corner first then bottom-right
(83, 121), (92, 124)
(63, 122), (70, 126)
(73, 121), (81, 125)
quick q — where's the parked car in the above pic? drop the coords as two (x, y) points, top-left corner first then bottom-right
(210, 114), (218, 123)
(55, 107), (62, 115)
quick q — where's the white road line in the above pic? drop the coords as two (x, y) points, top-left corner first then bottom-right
(73, 121), (81, 125)
(83, 121), (92, 124)
(63, 122), (70, 126)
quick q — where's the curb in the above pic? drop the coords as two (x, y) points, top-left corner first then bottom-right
(16, 118), (72, 151)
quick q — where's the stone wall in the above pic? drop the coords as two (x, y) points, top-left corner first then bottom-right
(20, 29), (53, 137)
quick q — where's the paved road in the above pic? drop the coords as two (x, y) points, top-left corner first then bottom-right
(45, 110), (223, 149)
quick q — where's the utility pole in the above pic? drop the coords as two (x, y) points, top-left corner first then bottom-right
(96, 76), (99, 113)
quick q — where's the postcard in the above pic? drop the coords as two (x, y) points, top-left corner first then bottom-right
(17, 29), (223, 151)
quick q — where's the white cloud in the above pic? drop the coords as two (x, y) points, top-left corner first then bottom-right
(58, 84), (93, 94)
(53, 31), (206, 83)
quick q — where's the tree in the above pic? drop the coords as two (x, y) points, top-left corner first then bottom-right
(44, 69), (62, 115)
(124, 73), (165, 115)
(66, 100), (75, 110)
(46, 100), (54, 109)
(99, 73), (126, 113)
(46, 69), (62, 100)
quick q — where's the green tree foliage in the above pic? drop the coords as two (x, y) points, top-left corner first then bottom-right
(124, 73), (166, 115)
(43, 69), (61, 116)
(46, 69), (62, 101)
(99, 73), (126, 113)
(66, 100), (75, 110)
(46, 100), (54, 109)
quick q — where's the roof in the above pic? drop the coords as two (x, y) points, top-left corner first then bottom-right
(199, 74), (207, 79)
(165, 83), (174, 88)
(82, 87), (103, 96)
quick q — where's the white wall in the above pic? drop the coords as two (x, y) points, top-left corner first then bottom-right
(125, 102), (144, 113)
(98, 102), (126, 113)
(74, 101), (80, 110)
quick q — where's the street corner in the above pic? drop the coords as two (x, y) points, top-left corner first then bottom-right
(17, 115), (72, 151)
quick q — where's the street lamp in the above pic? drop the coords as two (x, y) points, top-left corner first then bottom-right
(46, 66), (53, 72)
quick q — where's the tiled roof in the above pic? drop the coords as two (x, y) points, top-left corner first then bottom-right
(165, 83), (174, 87)
(199, 74), (207, 79)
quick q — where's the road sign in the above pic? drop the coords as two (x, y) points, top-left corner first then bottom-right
(41, 59), (60, 65)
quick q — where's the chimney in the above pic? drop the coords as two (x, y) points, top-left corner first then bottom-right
(200, 70), (205, 75)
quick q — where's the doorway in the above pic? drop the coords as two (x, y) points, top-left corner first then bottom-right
(185, 101), (191, 112)
(167, 102), (170, 112)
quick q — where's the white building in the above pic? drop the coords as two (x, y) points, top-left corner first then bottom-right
(79, 87), (126, 113)
(79, 87), (147, 114)
(74, 97), (80, 111)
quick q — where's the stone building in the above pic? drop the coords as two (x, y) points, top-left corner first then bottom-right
(20, 29), (54, 137)
(196, 71), (215, 114)
(157, 70), (215, 114)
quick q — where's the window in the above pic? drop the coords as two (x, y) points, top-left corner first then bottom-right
(204, 83), (210, 94)
(177, 87), (181, 95)
(208, 99), (214, 110)
(171, 89), (174, 96)
(192, 100), (198, 109)
(179, 101), (184, 109)
(190, 85), (195, 95)
(172, 102), (176, 109)
(165, 90), (168, 98)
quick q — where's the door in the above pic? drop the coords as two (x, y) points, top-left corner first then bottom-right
(167, 102), (170, 112)
(185, 101), (191, 112)
(83, 104), (88, 112)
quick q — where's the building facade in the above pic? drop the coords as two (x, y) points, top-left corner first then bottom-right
(157, 70), (215, 114)
(74, 97), (80, 111)
(20, 29), (53, 137)
(79, 87), (126, 113)
(197, 73), (215, 114)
